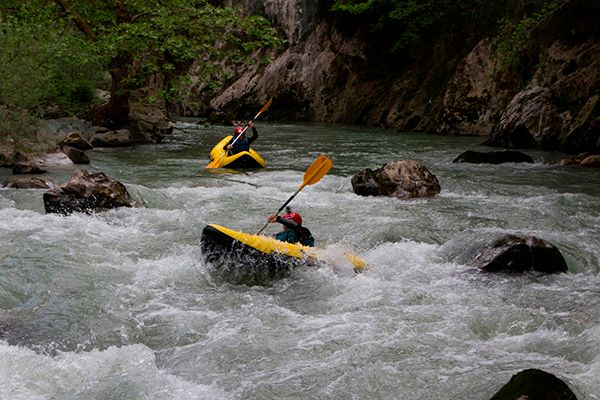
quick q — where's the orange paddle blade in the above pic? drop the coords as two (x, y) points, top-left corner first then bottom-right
(301, 154), (333, 188)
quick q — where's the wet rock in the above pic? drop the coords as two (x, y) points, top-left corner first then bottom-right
(36, 117), (97, 148)
(469, 234), (568, 273)
(128, 101), (173, 144)
(580, 154), (600, 167)
(61, 146), (90, 164)
(3, 176), (57, 189)
(43, 169), (134, 214)
(0, 149), (28, 168)
(0, 311), (11, 338)
(12, 162), (46, 174)
(560, 152), (596, 165)
(351, 160), (441, 199)
(563, 152), (600, 167)
(453, 150), (534, 164)
(489, 369), (577, 400)
(58, 133), (93, 150)
(90, 129), (132, 147)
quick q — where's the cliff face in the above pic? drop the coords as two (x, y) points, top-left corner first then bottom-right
(182, 0), (599, 153)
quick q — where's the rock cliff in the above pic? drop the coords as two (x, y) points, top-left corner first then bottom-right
(179, 0), (599, 153)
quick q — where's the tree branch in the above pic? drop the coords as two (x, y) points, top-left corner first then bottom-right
(50, 0), (96, 40)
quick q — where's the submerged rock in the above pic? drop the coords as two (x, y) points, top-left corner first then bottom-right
(351, 160), (440, 199)
(43, 169), (134, 214)
(453, 150), (534, 164)
(469, 234), (568, 273)
(489, 369), (577, 400)
(3, 176), (57, 189)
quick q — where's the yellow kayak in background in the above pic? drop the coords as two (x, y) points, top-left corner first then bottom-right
(207, 135), (266, 169)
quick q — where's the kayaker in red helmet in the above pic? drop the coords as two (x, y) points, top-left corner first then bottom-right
(224, 120), (258, 155)
(267, 207), (314, 246)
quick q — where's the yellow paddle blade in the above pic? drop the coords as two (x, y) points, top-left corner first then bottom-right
(302, 154), (333, 187)
(206, 155), (222, 169)
(256, 98), (273, 118)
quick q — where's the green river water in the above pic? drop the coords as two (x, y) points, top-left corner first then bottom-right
(1, 121), (599, 399)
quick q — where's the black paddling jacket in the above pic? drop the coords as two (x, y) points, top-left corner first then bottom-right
(274, 216), (315, 247)
(224, 127), (258, 154)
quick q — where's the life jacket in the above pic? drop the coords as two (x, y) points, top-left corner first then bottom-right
(229, 137), (250, 154)
(275, 229), (315, 247)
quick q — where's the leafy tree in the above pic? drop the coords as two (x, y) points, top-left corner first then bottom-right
(331, 0), (508, 52)
(0, 4), (102, 151)
(2, 0), (281, 132)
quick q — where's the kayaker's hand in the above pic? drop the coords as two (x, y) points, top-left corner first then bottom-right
(226, 144), (232, 150)
(267, 214), (277, 223)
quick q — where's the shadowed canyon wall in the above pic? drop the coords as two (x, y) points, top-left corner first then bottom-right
(175, 0), (599, 153)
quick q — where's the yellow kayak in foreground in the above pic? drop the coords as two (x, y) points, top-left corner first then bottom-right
(201, 224), (366, 285)
(207, 135), (266, 169)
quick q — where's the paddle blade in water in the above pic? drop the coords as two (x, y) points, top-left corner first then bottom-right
(206, 156), (221, 169)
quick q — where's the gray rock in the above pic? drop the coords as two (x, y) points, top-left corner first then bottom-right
(43, 169), (134, 214)
(489, 369), (577, 400)
(351, 160), (441, 199)
(469, 234), (568, 273)
(453, 150), (533, 164)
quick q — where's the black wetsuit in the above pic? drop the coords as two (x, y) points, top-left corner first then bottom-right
(274, 216), (315, 247)
(224, 127), (258, 154)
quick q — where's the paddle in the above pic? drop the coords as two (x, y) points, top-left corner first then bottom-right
(257, 154), (333, 235)
(206, 98), (273, 169)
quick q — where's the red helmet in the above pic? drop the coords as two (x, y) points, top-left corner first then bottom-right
(282, 212), (302, 225)
(234, 126), (244, 134)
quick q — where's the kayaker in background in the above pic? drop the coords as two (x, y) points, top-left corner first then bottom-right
(267, 208), (315, 247)
(224, 120), (258, 155)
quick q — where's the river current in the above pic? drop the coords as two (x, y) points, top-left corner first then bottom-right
(1, 121), (599, 399)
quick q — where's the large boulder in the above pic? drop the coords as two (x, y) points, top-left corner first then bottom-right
(58, 133), (93, 150)
(43, 169), (134, 214)
(90, 129), (132, 147)
(12, 162), (46, 175)
(128, 100), (173, 144)
(36, 117), (96, 148)
(490, 369), (577, 400)
(61, 146), (90, 164)
(351, 160), (441, 199)
(468, 234), (568, 273)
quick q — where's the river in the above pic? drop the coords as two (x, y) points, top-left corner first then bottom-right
(1, 121), (599, 399)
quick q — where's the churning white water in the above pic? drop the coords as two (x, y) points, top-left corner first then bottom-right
(1, 121), (599, 399)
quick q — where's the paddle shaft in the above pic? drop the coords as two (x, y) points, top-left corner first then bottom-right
(256, 186), (304, 235)
(207, 98), (272, 168)
(256, 154), (332, 235)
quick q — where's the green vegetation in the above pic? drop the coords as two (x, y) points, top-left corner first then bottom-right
(0, 6), (102, 150)
(494, 0), (563, 73)
(331, 0), (506, 52)
(0, 0), (281, 151)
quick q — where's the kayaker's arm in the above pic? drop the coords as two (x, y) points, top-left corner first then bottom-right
(275, 216), (313, 242)
(275, 215), (298, 230)
(247, 126), (258, 145)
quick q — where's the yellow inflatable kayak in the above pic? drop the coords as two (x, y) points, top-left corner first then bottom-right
(201, 224), (366, 284)
(207, 135), (266, 169)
